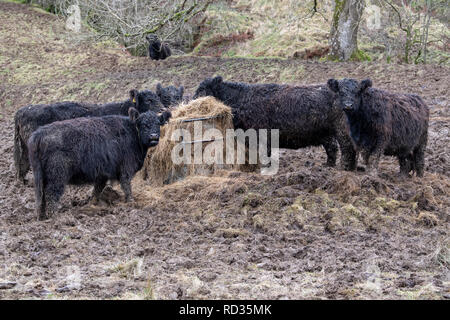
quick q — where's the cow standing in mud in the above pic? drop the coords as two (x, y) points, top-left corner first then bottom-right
(14, 89), (163, 184)
(327, 78), (429, 177)
(193, 76), (357, 170)
(28, 108), (171, 220)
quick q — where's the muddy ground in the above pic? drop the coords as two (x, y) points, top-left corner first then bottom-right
(0, 2), (449, 299)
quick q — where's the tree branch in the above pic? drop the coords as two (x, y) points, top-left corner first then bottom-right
(383, 0), (407, 32)
(124, 0), (213, 38)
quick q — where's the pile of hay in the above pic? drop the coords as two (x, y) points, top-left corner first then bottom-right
(142, 97), (235, 185)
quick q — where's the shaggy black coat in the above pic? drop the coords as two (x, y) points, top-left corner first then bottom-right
(193, 76), (357, 169)
(328, 78), (429, 177)
(28, 108), (171, 220)
(146, 35), (171, 60)
(14, 89), (163, 183)
(156, 83), (184, 108)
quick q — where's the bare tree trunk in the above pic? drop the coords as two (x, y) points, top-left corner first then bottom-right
(329, 0), (366, 61)
(421, 0), (432, 64)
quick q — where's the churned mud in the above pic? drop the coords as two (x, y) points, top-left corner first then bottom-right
(0, 1), (448, 299)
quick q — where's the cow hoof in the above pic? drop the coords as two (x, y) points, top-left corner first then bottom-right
(341, 164), (356, 171)
(399, 172), (411, 179)
(38, 214), (49, 221)
(90, 197), (99, 205)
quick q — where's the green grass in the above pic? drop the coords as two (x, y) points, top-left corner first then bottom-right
(197, 0), (449, 65)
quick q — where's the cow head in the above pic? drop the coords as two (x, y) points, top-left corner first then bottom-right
(193, 76), (223, 99)
(156, 83), (184, 107)
(327, 78), (372, 112)
(145, 34), (158, 43)
(130, 89), (164, 113)
(146, 34), (162, 51)
(129, 108), (172, 148)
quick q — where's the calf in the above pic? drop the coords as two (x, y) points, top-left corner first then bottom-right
(14, 89), (163, 184)
(28, 108), (171, 220)
(193, 76), (357, 170)
(146, 34), (171, 60)
(327, 78), (429, 177)
(156, 83), (184, 108)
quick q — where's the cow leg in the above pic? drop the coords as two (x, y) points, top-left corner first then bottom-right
(16, 138), (30, 184)
(335, 128), (357, 171)
(43, 158), (68, 218)
(398, 156), (411, 177)
(44, 182), (65, 219)
(92, 177), (108, 204)
(364, 150), (381, 176)
(119, 174), (133, 202)
(321, 137), (338, 167)
(413, 145), (426, 178)
(338, 139), (357, 171)
(35, 184), (47, 221)
(412, 132), (427, 178)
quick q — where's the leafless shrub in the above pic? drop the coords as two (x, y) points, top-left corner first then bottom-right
(25, 0), (214, 56)
(361, 0), (449, 64)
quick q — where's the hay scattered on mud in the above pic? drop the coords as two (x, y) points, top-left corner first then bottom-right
(142, 97), (235, 185)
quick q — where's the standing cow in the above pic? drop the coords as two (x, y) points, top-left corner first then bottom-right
(28, 108), (171, 220)
(327, 78), (429, 177)
(146, 34), (171, 61)
(193, 76), (357, 170)
(14, 89), (163, 184)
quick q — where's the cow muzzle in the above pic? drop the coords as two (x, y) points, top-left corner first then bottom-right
(148, 134), (160, 146)
(343, 103), (353, 111)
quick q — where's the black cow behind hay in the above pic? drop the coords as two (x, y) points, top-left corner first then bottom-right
(156, 83), (184, 108)
(193, 76), (357, 170)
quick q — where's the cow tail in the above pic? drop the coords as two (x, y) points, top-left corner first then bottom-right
(13, 114), (23, 180)
(28, 135), (45, 219)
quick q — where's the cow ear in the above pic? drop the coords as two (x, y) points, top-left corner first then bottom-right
(213, 76), (223, 84)
(179, 86), (184, 96)
(128, 107), (139, 122)
(130, 89), (139, 104)
(327, 79), (339, 93)
(156, 83), (162, 95)
(360, 79), (372, 92)
(159, 110), (172, 125)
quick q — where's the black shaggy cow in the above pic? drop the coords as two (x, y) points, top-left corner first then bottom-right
(146, 34), (171, 61)
(327, 78), (429, 177)
(193, 76), (357, 169)
(156, 83), (184, 108)
(28, 108), (171, 220)
(14, 89), (163, 184)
